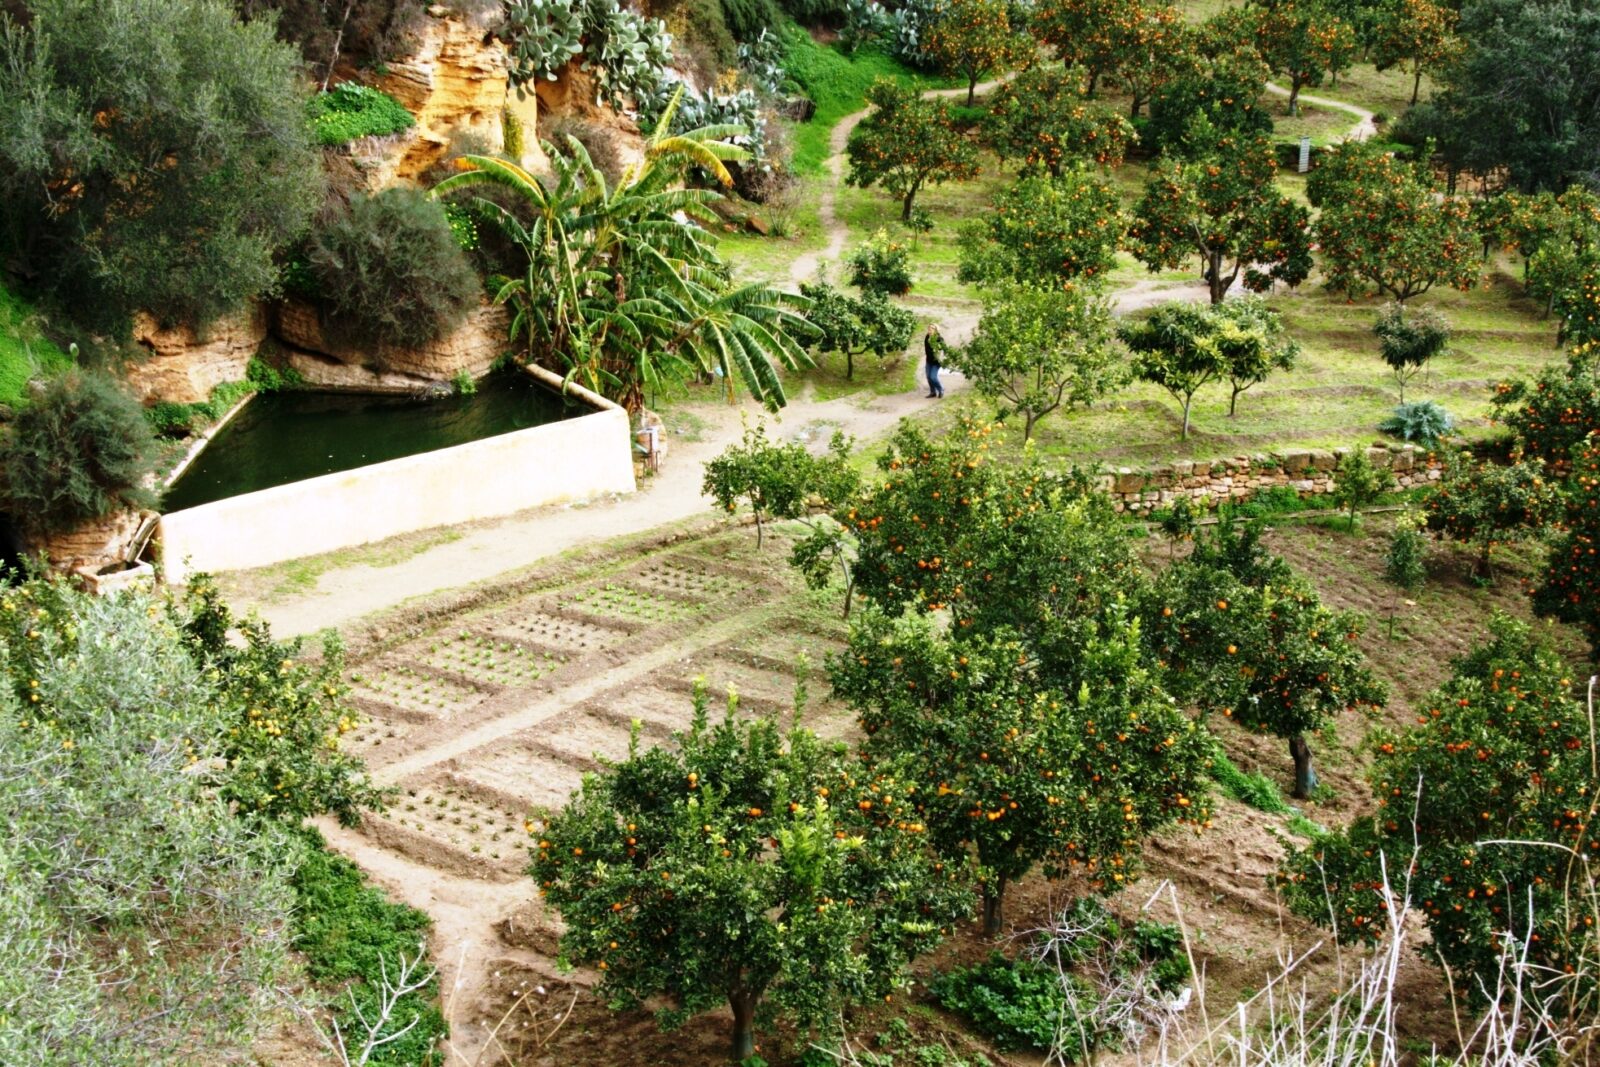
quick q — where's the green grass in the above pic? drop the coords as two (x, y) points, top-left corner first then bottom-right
(0, 282), (72, 408)
(1210, 747), (1291, 814)
(780, 26), (955, 174)
(308, 83), (415, 146)
(291, 829), (446, 1065)
(250, 528), (466, 602)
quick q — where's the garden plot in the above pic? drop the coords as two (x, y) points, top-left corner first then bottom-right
(343, 714), (416, 753)
(348, 662), (491, 722)
(475, 602), (635, 655)
(534, 707), (668, 768)
(624, 556), (759, 604)
(666, 654), (803, 716)
(373, 783), (527, 869)
(452, 737), (589, 814)
(591, 684), (716, 735)
(399, 628), (565, 689)
(729, 625), (847, 670)
(564, 580), (707, 624)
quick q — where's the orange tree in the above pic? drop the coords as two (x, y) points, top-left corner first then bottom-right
(982, 64), (1136, 177)
(1118, 301), (1228, 440)
(798, 280), (916, 382)
(1128, 125), (1313, 306)
(529, 688), (971, 1062)
(1308, 142), (1480, 304)
(1141, 516), (1387, 798)
(1278, 615), (1597, 1018)
(1251, 0), (1358, 115)
(831, 594), (1212, 936)
(1114, 2), (1191, 118)
(923, 0), (1033, 106)
(845, 79), (980, 222)
(845, 420), (1140, 636)
(1032, 0), (1151, 97)
(703, 422), (860, 553)
(1371, 0), (1458, 107)
(1491, 351), (1600, 476)
(1422, 453), (1561, 580)
(1533, 433), (1600, 661)
(957, 170), (1126, 288)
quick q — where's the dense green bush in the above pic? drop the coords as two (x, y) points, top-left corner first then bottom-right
(0, 576), (299, 1063)
(306, 188), (480, 351)
(0, 283), (73, 410)
(0, 371), (156, 536)
(720, 0), (779, 41)
(0, 0), (320, 329)
(236, 0), (426, 83)
(291, 829), (446, 1065)
(932, 955), (1096, 1054)
(846, 228), (914, 295)
(308, 82), (416, 145)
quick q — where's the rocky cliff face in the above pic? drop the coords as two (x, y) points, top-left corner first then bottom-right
(375, 6), (508, 182)
(124, 305), (267, 406)
(274, 299), (511, 383)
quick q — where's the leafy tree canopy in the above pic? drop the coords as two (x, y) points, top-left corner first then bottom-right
(982, 64), (1136, 176)
(922, 0), (1032, 105)
(798, 280), (916, 380)
(845, 78), (980, 221)
(957, 170), (1126, 289)
(0, 0), (321, 329)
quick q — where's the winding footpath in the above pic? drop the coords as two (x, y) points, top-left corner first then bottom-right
(241, 81), (1376, 639)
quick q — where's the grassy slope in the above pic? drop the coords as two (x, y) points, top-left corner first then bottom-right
(0, 282), (72, 408)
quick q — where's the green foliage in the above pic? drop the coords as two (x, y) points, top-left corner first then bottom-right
(0, 370), (155, 536)
(0, 575), (299, 1063)
(1144, 50), (1273, 157)
(799, 280), (916, 379)
(777, 26), (932, 173)
(1211, 296), (1299, 418)
(0, 282), (73, 409)
(169, 575), (388, 826)
(1332, 450), (1397, 528)
(434, 124), (811, 414)
(1379, 400), (1453, 448)
(0, 0), (321, 329)
(832, 607), (1213, 932)
(143, 359), (299, 438)
(1140, 517), (1387, 797)
(931, 955), (1093, 1053)
(1128, 128), (1311, 308)
(920, 0), (1031, 104)
(1426, 0), (1600, 192)
(846, 228), (915, 296)
(957, 170), (1124, 289)
(1209, 747), (1291, 814)
(953, 282), (1129, 441)
(982, 65), (1135, 176)
(1532, 434), (1600, 660)
(704, 422), (859, 541)
(499, 0), (673, 107)
(1278, 615), (1597, 1020)
(529, 687), (972, 1061)
(1384, 511), (1428, 594)
(720, 0), (779, 43)
(307, 82), (415, 145)
(1308, 142), (1480, 304)
(1372, 303), (1450, 402)
(1491, 352), (1600, 475)
(291, 828), (445, 1065)
(1250, 0), (1358, 113)
(306, 187), (479, 352)
(1422, 453), (1560, 578)
(1117, 301), (1227, 440)
(845, 78), (980, 221)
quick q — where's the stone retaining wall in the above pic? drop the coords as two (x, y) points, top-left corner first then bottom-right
(1102, 443), (1440, 514)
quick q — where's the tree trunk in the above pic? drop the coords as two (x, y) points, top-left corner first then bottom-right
(1289, 734), (1318, 800)
(1287, 77), (1301, 117)
(1023, 409), (1037, 442)
(846, 348), (855, 380)
(1410, 65), (1422, 108)
(1229, 383), (1243, 417)
(1180, 394), (1194, 440)
(1208, 252), (1230, 304)
(322, 0), (357, 92)
(901, 184), (918, 222)
(1086, 69), (1100, 97)
(729, 988), (759, 1063)
(967, 74), (978, 107)
(754, 509), (764, 550)
(981, 874), (1009, 937)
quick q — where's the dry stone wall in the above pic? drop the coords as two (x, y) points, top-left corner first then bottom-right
(1102, 444), (1441, 513)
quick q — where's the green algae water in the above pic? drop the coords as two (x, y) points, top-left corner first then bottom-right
(163, 372), (578, 512)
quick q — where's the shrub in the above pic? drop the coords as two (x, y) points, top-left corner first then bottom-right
(305, 188), (480, 351)
(0, 370), (156, 536)
(529, 686), (971, 1061)
(932, 954), (1094, 1054)
(1423, 453), (1560, 578)
(1332, 450), (1396, 528)
(1384, 511), (1428, 594)
(846, 228), (914, 295)
(0, 283), (73, 410)
(307, 82), (416, 145)
(0, 0), (321, 329)
(1379, 399), (1453, 447)
(236, 0), (426, 81)
(1372, 303), (1450, 403)
(1491, 351), (1600, 475)
(1532, 433), (1600, 660)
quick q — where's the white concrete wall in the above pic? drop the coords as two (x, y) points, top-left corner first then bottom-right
(157, 404), (635, 585)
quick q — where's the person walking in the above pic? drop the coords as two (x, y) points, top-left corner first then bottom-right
(923, 326), (946, 399)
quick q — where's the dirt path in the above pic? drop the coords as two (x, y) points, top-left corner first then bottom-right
(1263, 81), (1377, 142)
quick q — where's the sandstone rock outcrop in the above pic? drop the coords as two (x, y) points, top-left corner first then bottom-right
(124, 304), (266, 405)
(375, 7), (508, 181)
(30, 508), (151, 574)
(274, 299), (511, 382)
